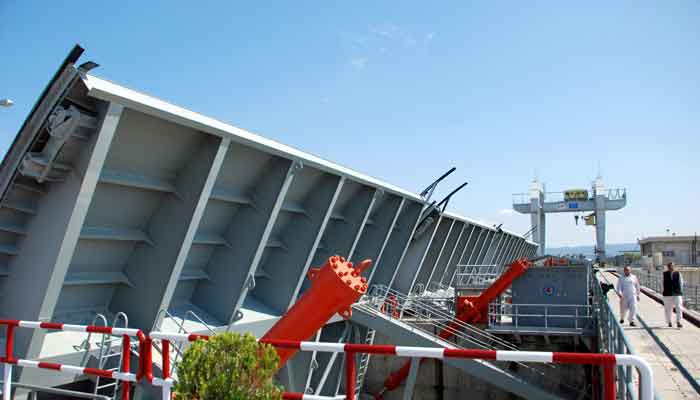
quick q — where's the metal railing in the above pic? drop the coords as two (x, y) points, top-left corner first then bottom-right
(488, 303), (593, 332)
(450, 264), (499, 289)
(360, 286), (527, 352)
(0, 320), (146, 400)
(633, 270), (700, 311)
(512, 188), (626, 205)
(604, 188), (627, 201)
(425, 280), (450, 294)
(150, 309), (217, 378)
(593, 271), (643, 399)
(512, 193), (531, 205)
(0, 381), (110, 400)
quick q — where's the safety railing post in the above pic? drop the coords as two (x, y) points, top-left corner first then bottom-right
(162, 339), (171, 400)
(345, 351), (356, 400)
(2, 363), (11, 400)
(403, 358), (420, 400)
(617, 335), (625, 398)
(121, 335), (130, 400)
(603, 364), (616, 400)
(5, 324), (15, 364)
(162, 339), (170, 380)
(3, 323), (16, 400)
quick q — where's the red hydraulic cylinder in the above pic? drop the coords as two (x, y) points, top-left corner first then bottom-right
(377, 258), (531, 398)
(455, 258), (531, 324)
(261, 256), (372, 368)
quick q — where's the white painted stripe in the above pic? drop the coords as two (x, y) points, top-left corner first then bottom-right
(300, 342), (344, 353)
(61, 324), (88, 333)
(150, 332), (190, 342)
(396, 346), (444, 359)
(496, 351), (553, 363)
(151, 377), (175, 387)
(18, 321), (41, 329)
(298, 394), (346, 400)
(111, 371), (138, 382)
(111, 327), (141, 337)
(59, 365), (85, 374)
(17, 359), (39, 368)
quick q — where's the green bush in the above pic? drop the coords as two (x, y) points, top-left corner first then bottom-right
(174, 332), (283, 400)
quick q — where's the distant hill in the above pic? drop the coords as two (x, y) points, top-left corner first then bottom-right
(546, 243), (639, 257)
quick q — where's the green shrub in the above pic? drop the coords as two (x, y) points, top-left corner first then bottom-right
(174, 332), (283, 400)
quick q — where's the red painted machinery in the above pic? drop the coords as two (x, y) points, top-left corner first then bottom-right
(262, 256), (372, 367)
(544, 256), (570, 266)
(377, 258), (532, 398)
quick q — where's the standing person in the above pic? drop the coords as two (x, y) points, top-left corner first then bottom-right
(616, 265), (640, 326)
(662, 262), (684, 328)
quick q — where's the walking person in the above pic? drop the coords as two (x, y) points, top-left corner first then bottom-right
(616, 265), (640, 326)
(662, 262), (684, 328)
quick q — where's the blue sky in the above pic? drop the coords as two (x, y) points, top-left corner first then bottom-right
(1, 1), (698, 246)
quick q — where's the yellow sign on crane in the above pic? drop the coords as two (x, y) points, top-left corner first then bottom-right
(584, 213), (596, 226)
(564, 189), (589, 202)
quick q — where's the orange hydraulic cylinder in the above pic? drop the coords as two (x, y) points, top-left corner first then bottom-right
(261, 256), (372, 368)
(378, 258), (531, 397)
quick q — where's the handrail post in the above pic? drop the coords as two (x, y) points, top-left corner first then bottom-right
(603, 363), (616, 400)
(3, 363), (11, 400)
(3, 323), (16, 400)
(162, 340), (171, 380)
(617, 335), (625, 398)
(162, 339), (171, 400)
(121, 335), (130, 400)
(5, 325), (15, 364)
(403, 358), (420, 400)
(345, 351), (356, 400)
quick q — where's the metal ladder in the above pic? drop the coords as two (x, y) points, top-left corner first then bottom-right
(93, 312), (138, 399)
(354, 328), (375, 396)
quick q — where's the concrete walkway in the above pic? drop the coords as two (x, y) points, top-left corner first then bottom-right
(601, 271), (700, 399)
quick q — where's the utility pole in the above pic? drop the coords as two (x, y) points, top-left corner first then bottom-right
(692, 232), (697, 266)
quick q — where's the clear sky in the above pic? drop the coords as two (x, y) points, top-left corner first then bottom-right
(1, 1), (698, 246)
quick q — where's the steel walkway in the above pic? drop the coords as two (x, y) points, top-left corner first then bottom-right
(600, 271), (700, 399)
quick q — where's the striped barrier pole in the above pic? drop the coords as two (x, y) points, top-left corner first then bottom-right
(149, 333), (654, 400)
(282, 394), (346, 399)
(0, 320), (145, 400)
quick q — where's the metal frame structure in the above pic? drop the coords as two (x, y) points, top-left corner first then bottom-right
(0, 47), (539, 397)
(513, 177), (627, 259)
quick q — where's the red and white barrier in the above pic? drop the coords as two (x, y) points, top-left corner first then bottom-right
(0, 323), (654, 400)
(0, 320), (146, 400)
(149, 332), (654, 400)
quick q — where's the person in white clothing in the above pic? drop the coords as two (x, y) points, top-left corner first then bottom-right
(616, 265), (640, 326)
(662, 262), (684, 328)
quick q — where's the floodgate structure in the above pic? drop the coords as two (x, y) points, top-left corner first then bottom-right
(0, 46), (675, 400)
